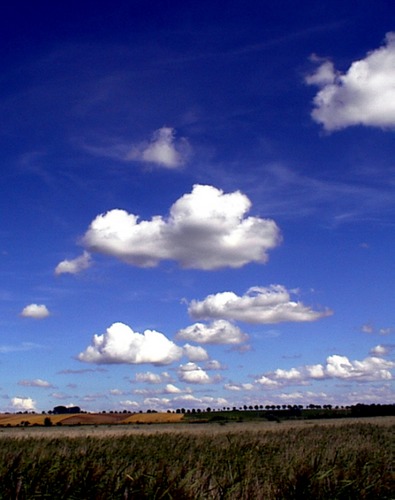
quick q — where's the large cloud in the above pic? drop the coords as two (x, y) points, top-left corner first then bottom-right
(256, 353), (395, 386)
(177, 320), (248, 344)
(188, 285), (332, 324)
(20, 304), (50, 319)
(82, 184), (281, 270)
(78, 322), (183, 365)
(306, 32), (395, 130)
(55, 251), (92, 275)
(128, 127), (190, 168)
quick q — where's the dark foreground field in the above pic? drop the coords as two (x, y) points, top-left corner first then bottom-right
(0, 418), (393, 499)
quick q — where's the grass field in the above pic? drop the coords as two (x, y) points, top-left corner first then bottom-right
(0, 417), (393, 499)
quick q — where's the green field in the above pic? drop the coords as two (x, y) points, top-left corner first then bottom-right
(0, 418), (393, 499)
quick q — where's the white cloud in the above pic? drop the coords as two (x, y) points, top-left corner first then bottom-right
(11, 397), (36, 411)
(78, 322), (183, 365)
(256, 352), (395, 386)
(128, 127), (190, 168)
(20, 303), (50, 319)
(109, 389), (125, 395)
(188, 285), (332, 324)
(82, 184), (281, 270)
(224, 382), (254, 391)
(369, 344), (392, 356)
(204, 359), (227, 370)
(164, 384), (182, 394)
(361, 323), (374, 334)
(135, 372), (163, 384)
(183, 343), (209, 361)
(177, 320), (248, 344)
(178, 362), (211, 384)
(18, 379), (53, 388)
(325, 354), (394, 381)
(120, 400), (139, 409)
(306, 32), (395, 130)
(55, 251), (92, 275)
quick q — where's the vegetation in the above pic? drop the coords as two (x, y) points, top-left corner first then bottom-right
(0, 420), (393, 499)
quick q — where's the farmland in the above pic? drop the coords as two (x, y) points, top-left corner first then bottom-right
(0, 416), (393, 499)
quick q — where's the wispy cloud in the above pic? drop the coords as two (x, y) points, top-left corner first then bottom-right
(55, 251), (92, 276)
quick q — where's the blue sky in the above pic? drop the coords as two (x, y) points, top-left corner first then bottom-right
(1, 0), (394, 412)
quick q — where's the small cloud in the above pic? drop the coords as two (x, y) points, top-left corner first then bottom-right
(164, 384), (182, 394)
(11, 396), (36, 411)
(20, 304), (50, 319)
(120, 400), (139, 409)
(18, 379), (53, 388)
(379, 327), (393, 336)
(183, 344), (209, 362)
(178, 320), (248, 345)
(55, 251), (92, 276)
(306, 32), (395, 130)
(109, 389), (126, 396)
(128, 127), (190, 169)
(177, 362), (212, 384)
(361, 323), (374, 334)
(188, 285), (332, 324)
(204, 359), (227, 371)
(78, 322), (183, 365)
(135, 372), (164, 384)
(224, 382), (254, 391)
(370, 344), (394, 357)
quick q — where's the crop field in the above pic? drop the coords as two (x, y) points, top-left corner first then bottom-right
(0, 417), (393, 499)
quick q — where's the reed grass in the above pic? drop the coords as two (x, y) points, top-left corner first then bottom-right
(0, 421), (393, 499)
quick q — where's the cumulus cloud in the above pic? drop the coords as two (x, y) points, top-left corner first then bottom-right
(178, 320), (248, 344)
(82, 184), (281, 270)
(18, 379), (53, 388)
(183, 343), (209, 361)
(11, 397), (36, 411)
(188, 285), (332, 324)
(78, 322), (183, 365)
(256, 352), (395, 387)
(20, 304), (50, 319)
(306, 32), (395, 130)
(128, 127), (190, 168)
(178, 362), (211, 384)
(55, 251), (92, 275)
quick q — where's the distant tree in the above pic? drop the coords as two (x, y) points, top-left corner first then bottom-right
(44, 417), (53, 427)
(254, 405), (259, 410)
(206, 407), (211, 413)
